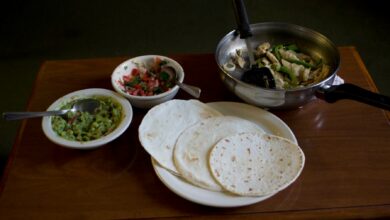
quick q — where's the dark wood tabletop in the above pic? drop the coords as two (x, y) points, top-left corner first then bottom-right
(0, 47), (389, 219)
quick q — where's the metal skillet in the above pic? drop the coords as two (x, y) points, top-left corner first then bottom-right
(215, 22), (390, 110)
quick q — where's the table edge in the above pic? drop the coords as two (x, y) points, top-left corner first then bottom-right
(0, 60), (48, 194)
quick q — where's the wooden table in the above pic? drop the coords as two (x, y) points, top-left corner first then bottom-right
(0, 47), (389, 219)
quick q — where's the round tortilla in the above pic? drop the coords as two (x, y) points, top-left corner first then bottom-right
(173, 116), (264, 191)
(209, 132), (305, 196)
(138, 99), (222, 174)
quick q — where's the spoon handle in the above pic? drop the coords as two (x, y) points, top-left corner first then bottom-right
(177, 82), (201, 99)
(2, 110), (68, 120)
(233, 0), (252, 38)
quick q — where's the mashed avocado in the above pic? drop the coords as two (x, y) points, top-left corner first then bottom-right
(51, 96), (122, 142)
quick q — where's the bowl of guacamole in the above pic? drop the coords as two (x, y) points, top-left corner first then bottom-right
(42, 88), (133, 149)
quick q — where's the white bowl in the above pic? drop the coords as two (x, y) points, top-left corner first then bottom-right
(111, 55), (184, 108)
(42, 88), (133, 149)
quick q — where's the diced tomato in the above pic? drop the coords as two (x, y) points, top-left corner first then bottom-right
(122, 75), (131, 81)
(148, 79), (158, 89)
(117, 80), (124, 87)
(131, 68), (139, 76)
(134, 84), (141, 90)
(141, 73), (149, 81)
(120, 58), (174, 96)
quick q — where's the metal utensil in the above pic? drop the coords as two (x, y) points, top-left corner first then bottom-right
(175, 80), (201, 99)
(161, 66), (201, 98)
(232, 0), (275, 89)
(2, 98), (100, 120)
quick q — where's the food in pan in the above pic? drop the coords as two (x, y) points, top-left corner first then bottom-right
(227, 42), (330, 89)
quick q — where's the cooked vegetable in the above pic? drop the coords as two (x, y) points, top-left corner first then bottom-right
(278, 66), (298, 86)
(228, 42), (331, 89)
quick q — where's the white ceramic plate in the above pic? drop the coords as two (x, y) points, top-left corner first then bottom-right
(152, 101), (298, 207)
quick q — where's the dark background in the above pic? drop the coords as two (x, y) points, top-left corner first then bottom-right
(1, 0), (389, 174)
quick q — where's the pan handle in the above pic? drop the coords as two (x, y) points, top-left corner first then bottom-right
(315, 83), (390, 111)
(232, 0), (252, 39)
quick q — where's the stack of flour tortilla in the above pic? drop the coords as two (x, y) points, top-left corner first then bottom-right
(139, 99), (305, 197)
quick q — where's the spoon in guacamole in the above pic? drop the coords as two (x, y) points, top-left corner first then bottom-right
(2, 98), (100, 120)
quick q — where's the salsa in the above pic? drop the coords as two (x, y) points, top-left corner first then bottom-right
(118, 57), (175, 96)
(51, 96), (122, 142)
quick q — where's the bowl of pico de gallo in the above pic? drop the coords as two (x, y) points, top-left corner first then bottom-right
(111, 55), (184, 108)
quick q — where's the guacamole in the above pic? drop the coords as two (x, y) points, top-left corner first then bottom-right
(51, 96), (122, 142)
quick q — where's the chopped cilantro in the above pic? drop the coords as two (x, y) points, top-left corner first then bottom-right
(159, 71), (170, 81)
(153, 87), (163, 94)
(159, 60), (168, 66)
(125, 75), (141, 87)
(285, 44), (299, 51)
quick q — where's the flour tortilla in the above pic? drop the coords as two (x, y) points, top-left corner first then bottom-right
(173, 116), (264, 191)
(138, 99), (222, 174)
(209, 132), (305, 196)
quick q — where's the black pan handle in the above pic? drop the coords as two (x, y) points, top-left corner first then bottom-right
(232, 0), (252, 39)
(315, 83), (390, 111)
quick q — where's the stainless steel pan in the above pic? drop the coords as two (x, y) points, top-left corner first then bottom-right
(215, 22), (390, 110)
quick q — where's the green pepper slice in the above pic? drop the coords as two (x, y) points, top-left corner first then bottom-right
(278, 66), (298, 86)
